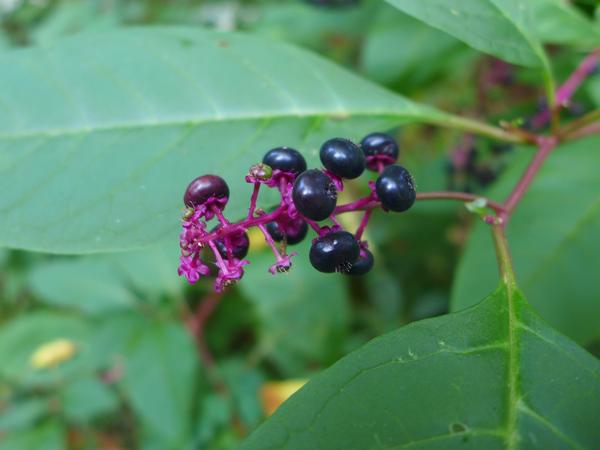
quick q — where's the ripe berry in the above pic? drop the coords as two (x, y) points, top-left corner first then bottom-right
(266, 219), (308, 245)
(347, 249), (374, 276)
(262, 147), (307, 175)
(319, 138), (365, 179)
(360, 132), (399, 170)
(309, 231), (360, 273)
(292, 169), (337, 221)
(375, 165), (416, 212)
(184, 175), (229, 208)
(212, 225), (250, 260)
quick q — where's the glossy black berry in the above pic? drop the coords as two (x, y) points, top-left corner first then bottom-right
(266, 220), (308, 245)
(375, 165), (416, 212)
(360, 132), (399, 170)
(347, 249), (374, 276)
(184, 175), (229, 208)
(262, 147), (307, 175)
(292, 169), (337, 221)
(309, 231), (360, 273)
(212, 225), (249, 260)
(319, 138), (365, 179)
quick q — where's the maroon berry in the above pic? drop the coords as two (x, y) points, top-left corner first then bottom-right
(184, 175), (229, 208)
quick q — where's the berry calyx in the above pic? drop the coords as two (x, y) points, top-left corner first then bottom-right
(266, 219), (308, 245)
(292, 169), (338, 221)
(319, 138), (365, 179)
(375, 165), (416, 212)
(360, 132), (399, 171)
(184, 175), (229, 208)
(262, 147), (307, 175)
(212, 225), (250, 260)
(309, 231), (360, 273)
(347, 249), (374, 276)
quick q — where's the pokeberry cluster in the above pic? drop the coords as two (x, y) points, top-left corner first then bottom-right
(178, 132), (416, 292)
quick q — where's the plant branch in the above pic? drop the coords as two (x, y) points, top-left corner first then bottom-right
(416, 191), (505, 215)
(556, 48), (600, 107)
(429, 114), (530, 144)
(501, 136), (557, 222)
(491, 223), (516, 286)
(559, 108), (600, 140)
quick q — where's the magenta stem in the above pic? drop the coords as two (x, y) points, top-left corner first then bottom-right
(305, 218), (323, 235)
(257, 223), (285, 262)
(355, 210), (372, 240)
(247, 183), (261, 218)
(556, 48), (600, 107)
(207, 240), (230, 275)
(532, 48), (600, 128)
(502, 137), (557, 220)
(335, 196), (378, 214)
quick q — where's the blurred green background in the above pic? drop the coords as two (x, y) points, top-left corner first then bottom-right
(1, 0), (599, 449)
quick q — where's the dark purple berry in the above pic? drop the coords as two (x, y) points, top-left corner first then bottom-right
(375, 165), (416, 212)
(184, 175), (229, 208)
(319, 138), (365, 179)
(309, 231), (360, 273)
(266, 219), (308, 245)
(360, 133), (399, 170)
(212, 225), (249, 260)
(292, 169), (337, 221)
(262, 147), (307, 175)
(347, 249), (374, 276)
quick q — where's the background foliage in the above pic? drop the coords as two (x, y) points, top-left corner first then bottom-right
(0, 0), (599, 449)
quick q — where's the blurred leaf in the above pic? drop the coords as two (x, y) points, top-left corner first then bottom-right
(191, 394), (232, 450)
(0, 419), (65, 450)
(361, 5), (473, 89)
(530, 0), (600, 47)
(220, 359), (264, 429)
(240, 244), (350, 375)
(28, 259), (138, 314)
(59, 376), (119, 423)
(28, 245), (183, 314)
(120, 319), (201, 448)
(385, 0), (549, 69)
(0, 312), (95, 388)
(452, 135), (600, 345)
(244, 284), (600, 449)
(0, 27), (449, 254)
(0, 398), (47, 432)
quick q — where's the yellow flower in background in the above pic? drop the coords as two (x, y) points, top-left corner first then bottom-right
(30, 339), (77, 369)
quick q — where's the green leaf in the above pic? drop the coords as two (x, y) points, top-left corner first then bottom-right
(0, 27), (447, 254)
(361, 5), (474, 88)
(0, 312), (95, 388)
(530, 0), (600, 47)
(452, 136), (600, 345)
(240, 244), (350, 375)
(243, 282), (600, 449)
(0, 398), (47, 432)
(119, 319), (201, 447)
(59, 376), (119, 423)
(0, 420), (65, 450)
(385, 0), (548, 68)
(27, 245), (183, 314)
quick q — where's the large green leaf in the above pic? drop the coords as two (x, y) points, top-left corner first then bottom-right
(0, 27), (447, 254)
(385, 0), (548, 68)
(452, 136), (600, 345)
(243, 280), (600, 449)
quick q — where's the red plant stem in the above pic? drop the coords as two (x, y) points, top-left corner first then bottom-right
(185, 293), (227, 392)
(532, 48), (600, 128)
(565, 121), (600, 141)
(416, 191), (506, 214)
(257, 223), (286, 263)
(355, 210), (372, 240)
(247, 183), (261, 218)
(556, 48), (600, 107)
(502, 137), (557, 220)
